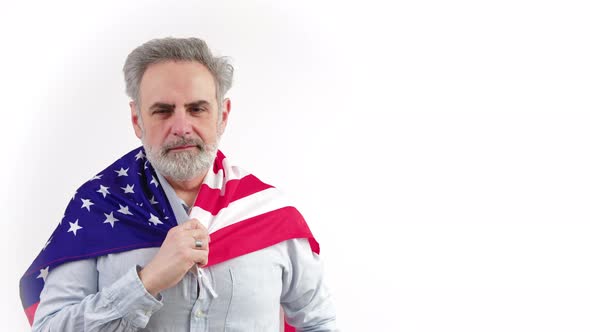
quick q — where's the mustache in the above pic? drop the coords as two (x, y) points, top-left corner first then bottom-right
(162, 137), (205, 154)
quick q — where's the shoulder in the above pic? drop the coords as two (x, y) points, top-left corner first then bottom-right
(79, 147), (146, 190)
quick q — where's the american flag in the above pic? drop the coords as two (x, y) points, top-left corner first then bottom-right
(20, 147), (318, 331)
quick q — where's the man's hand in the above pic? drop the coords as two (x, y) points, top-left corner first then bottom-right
(138, 218), (209, 296)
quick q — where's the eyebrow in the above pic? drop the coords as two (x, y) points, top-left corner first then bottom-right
(149, 102), (175, 111)
(148, 100), (211, 111)
(184, 100), (211, 109)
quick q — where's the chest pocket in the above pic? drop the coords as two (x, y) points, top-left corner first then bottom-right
(209, 251), (284, 331)
(96, 247), (158, 289)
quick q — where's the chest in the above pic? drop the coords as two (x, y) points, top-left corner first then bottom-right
(96, 246), (287, 330)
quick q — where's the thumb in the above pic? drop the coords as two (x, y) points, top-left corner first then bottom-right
(183, 218), (201, 230)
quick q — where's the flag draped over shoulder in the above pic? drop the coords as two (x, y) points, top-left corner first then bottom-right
(20, 147), (319, 330)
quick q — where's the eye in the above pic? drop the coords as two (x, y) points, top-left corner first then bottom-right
(189, 107), (205, 114)
(153, 108), (172, 114)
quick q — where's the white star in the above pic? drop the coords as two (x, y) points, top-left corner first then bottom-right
(97, 185), (110, 198)
(118, 204), (133, 215)
(90, 174), (103, 181)
(103, 212), (119, 228)
(71, 191), (77, 201)
(37, 266), (49, 282)
(150, 176), (159, 187)
(67, 219), (83, 236)
(121, 184), (135, 194)
(135, 150), (146, 160)
(149, 196), (158, 205)
(148, 213), (163, 226)
(80, 198), (94, 211)
(115, 167), (129, 177)
(42, 237), (52, 250)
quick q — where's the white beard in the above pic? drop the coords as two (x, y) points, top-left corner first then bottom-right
(143, 135), (218, 181)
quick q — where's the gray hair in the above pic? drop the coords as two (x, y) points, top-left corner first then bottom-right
(123, 37), (233, 111)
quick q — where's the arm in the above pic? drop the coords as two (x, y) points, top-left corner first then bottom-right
(32, 258), (163, 332)
(281, 239), (339, 332)
(32, 218), (209, 332)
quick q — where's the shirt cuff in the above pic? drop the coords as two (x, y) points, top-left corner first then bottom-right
(101, 265), (164, 329)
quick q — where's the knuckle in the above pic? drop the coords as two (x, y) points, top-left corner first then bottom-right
(180, 249), (192, 261)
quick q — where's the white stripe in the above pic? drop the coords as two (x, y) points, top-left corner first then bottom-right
(189, 187), (290, 233)
(202, 158), (250, 194)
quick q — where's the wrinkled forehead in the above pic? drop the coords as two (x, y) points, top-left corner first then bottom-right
(139, 60), (218, 107)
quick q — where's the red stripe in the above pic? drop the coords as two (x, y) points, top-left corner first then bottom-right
(212, 150), (226, 174)
(195, 174), (274, 215)
(25, 302), (39, 325)
(208, 206), (319, 266)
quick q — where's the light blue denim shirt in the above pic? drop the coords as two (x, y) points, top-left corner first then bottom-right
(31, 171), (338, 331)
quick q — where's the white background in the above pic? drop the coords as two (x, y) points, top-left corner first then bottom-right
(1, 0), (589, 331)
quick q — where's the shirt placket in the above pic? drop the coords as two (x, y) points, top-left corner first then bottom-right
(190, 267), (212, 331)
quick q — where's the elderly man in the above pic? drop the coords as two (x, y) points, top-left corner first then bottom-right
(20, 37), (337, 331)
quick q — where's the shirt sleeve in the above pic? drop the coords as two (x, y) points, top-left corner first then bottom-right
(32, 258), (163, 332)
(280, 238), (339, 332)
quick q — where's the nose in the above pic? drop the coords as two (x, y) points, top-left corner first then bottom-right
(170, 111), (191, 137)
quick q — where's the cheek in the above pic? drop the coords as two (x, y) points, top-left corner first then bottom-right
(191, 122), (213, 139)
(142, 126), (164, 146)
(203, 128), (221, 143)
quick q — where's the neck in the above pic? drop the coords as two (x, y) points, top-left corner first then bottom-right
(165, 171), (208, 207)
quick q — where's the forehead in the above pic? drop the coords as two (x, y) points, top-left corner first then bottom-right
(139, 60), (217, 105)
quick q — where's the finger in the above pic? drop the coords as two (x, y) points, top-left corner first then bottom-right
(192, 233), (209, 250)
(182, 219), (201, 230)
(180, 229), (209, 249)
(196, 255), (208, 268)
(191, 218), (209, 231)
(194, 239), (206, 250)
(187, 228), (208, 240)
(192, 238), (208, 250)
(182, 225), (209, 240)
(184, 218), (208, 232)
(187, 249), (208, 267)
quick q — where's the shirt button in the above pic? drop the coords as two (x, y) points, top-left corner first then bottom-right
(195, 309), (205, 318)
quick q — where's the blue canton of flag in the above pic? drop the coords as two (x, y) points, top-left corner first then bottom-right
(20, 147), (177, 322)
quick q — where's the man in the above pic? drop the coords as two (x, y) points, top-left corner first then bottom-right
(20, 37), (338, 331)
